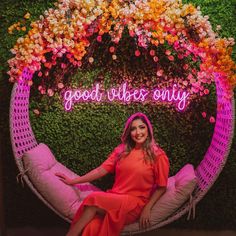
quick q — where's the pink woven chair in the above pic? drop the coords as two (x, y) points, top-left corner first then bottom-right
(10, 68), (235, 234)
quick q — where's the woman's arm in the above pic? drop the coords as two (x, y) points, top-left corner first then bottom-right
(56, 145), (121, 185)
(55, 166), (108, 185)
(145, 186), (167, 210)
(139, 187), (167, 229)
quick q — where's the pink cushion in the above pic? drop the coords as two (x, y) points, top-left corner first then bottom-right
(23, 143), (100, 219)
(23, 143), (57, 172)
(123, 164), (197, 231)
(151, 164), (197, 224)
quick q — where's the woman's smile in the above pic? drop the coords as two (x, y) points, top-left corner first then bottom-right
(130, 119), (148, 147)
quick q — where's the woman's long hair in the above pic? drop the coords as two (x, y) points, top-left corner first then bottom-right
(118, 112), (159, 163)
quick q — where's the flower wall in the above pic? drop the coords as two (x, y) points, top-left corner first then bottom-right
(7, 0), (236, 101)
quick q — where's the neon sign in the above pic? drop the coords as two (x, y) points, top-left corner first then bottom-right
(63, 83), (189, 111)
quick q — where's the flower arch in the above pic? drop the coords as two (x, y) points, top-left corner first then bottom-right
(8, 0), (236, 99)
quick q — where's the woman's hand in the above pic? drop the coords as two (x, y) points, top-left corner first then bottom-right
(55, 172), (73, 185)
(139, 206), (151, 229)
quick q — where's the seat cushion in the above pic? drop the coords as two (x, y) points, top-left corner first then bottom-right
(23, 143), (100, 219)
(123, 164), (197, 232)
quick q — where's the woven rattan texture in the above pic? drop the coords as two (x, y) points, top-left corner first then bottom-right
(10, 68), (37, 159)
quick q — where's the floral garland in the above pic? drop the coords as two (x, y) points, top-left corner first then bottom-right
(7, 0), (236, 99)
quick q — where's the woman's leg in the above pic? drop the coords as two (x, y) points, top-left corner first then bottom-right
(81, 215), (103, 235)
(66, 206), (105, 236)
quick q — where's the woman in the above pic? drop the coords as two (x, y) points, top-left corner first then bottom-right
(56, 112), (169, 236)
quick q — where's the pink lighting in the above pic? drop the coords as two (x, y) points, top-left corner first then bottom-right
(64, 83), (103, 111)
(63, 83), (189, 111)
(152, 84), (189, 110)
(107, 83), (149, 102)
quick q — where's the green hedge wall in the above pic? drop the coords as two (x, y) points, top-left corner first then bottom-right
(29, 69), (216, 190)
(31, 100), (216, 188)
(0, 0), (236, 230)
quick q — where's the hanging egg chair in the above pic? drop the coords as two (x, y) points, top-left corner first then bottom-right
(8, 0), (235, 234)
(10, 68), (235, 234)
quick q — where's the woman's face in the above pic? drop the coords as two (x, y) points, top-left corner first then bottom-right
(130, 118), (148, 147)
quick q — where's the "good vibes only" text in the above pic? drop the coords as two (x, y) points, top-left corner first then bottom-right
(63, 83), (190, 111)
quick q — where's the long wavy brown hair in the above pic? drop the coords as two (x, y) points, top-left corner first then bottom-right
(118, 112), (159, 163)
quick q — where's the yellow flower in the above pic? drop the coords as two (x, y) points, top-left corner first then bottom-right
(8, 27), (13, 34)
(24, 12), (31, 19)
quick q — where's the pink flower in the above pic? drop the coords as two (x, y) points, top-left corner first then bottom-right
(156, 69), (164, 76)
(113, 37), (120, 44)
(149, 50), (155, 56)
(138, 35), (148, 48)
(109, 46), (115, 53)
(204, 89), (209, 95)
(28, 80), (33, 86)
(57, 52), (63, 57)
(188, 73), (194, 80)
(57, 83), (64, 89)
(40, 89), (46, 95)
(153, 56), (159, 62)
(183, 64), (189, 70)
(38, 85), (43, 91)
(38, 71), (43, 77)
(173, 41), (180, 49)
(97, 35), (102, 42)
(129, 30), (135, 37)
(168, 55), (174, 61)
(201, 112), (207, 118)
(33, 109), (40, 115)
(9, 77), (14, 82)
(191, 86), (199, 93)
(47, 89), (54, 97)
(192, 68), (197, 74)
(209, 116), (215, 123)
(165, 50), (171, 56)
(61, 63), (66, 69)
(135, 50), (141, 57)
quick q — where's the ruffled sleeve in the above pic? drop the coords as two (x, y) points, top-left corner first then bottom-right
(154, 149), (170, 187)
(100, 144), (123, 173)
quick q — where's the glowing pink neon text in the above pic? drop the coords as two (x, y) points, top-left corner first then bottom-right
(63, 83), (189, 111)
(152, 84), (189, 110)
(64, 84), (103, 111)
(107, 83), (149, 102)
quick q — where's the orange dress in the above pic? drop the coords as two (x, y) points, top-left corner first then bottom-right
(72, 146), (169, 236)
